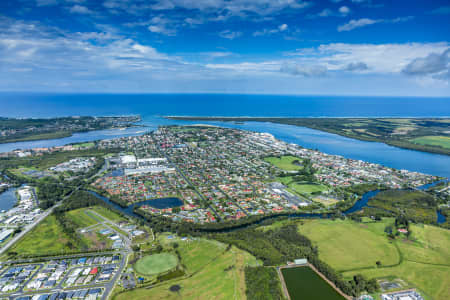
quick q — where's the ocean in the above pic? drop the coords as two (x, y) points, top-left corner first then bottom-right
(0, 93), (449, 178)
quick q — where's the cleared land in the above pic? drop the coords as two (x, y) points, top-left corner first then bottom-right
(5, 215), (75, 256)
(410, 136), (450, 149)
(264, 155), (303, 171)
(134, 253), (178, 276)
(115, 236), (258, 300)
(298, 219), (400, 271)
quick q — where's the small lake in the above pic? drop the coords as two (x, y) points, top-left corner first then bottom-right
(437, 210), (447, 224)
(0, 188), (18, 211)
(281, 266), (345, 300)
(88, 191), (183, 218)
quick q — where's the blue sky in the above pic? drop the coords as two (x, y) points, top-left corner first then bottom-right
(0, 0), (449, 96)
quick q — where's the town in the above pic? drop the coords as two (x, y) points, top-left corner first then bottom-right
(0, 125), (446, 300)
(90, 126), (436, 223)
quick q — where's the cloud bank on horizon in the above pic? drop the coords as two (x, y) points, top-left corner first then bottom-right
(0, 0), (449, 96)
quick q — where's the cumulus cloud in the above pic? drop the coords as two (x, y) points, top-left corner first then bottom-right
(310, 6), (350, 18)
(280, 64), (327, 77)
(219, 30), (242, 39)
(69, 5), (92, 14)
(402, 49), (450, 79)
(148, 16), (177, 36)
(338, 6), (350, 15)
(344, 62), (368, 71)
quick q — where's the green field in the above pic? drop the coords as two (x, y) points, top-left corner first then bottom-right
(295, 218), (450, 300)
(290, 182), (328, 194)
(264, 155), (303, 171)
(115, 236), (258, 300)
(281, 267), (345, 300)
(410, 136), (450, 149)
(6, 215), (75, 256)
(134, 253), (178, 276)
(66, 208), (99, 228)
(298, 219), (400, 271)
(90, 206), (127, 222)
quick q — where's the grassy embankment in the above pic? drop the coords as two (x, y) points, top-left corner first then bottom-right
(293, 218), (450, 300)
(114, 234), (259, 300)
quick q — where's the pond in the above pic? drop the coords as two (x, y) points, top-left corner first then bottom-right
(280, 266), (346, 300)
(87, 191), (183, 218)
(0, 188), (18, 211)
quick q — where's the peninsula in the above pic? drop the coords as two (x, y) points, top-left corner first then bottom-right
(0, 115), (141, 144)
(167, 117), (450, 156)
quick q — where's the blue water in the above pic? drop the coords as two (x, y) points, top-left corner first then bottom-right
(0, 93), (449, 178)
(0, 188), (18, 211)
(87, 191), (182, 217)
(437, 211), (447, 224)
(1, 93), (449, 118)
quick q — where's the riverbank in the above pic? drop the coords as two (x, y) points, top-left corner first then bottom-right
(87, 180), (447, 234)
(166, 116), (450, 156)
(0, 115), (141, 145)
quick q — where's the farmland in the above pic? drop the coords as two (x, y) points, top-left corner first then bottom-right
(410, 136), (450, 149)
(294, 218), (450, 300)
(298, 219), (400, 271)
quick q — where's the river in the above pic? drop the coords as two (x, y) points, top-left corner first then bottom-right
(1, 116), (449, 179)
(88, 180), (447, 230)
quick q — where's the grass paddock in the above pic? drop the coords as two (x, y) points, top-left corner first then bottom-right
(134, 253), (178, 276)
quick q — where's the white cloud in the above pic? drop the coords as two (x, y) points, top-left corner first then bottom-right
(279, 24), (288, 31)
(338, 18), (380, 31)
(310, 6), (350, 18)
(219, 30), (242, 39)
(69, 5), (92, 14)
(338, 6), (350, 15)
(280, 64), (327, 77)
(253, 24), (288, 36)
(337, 16), (413, 31)
(148, 16), (177, 36)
